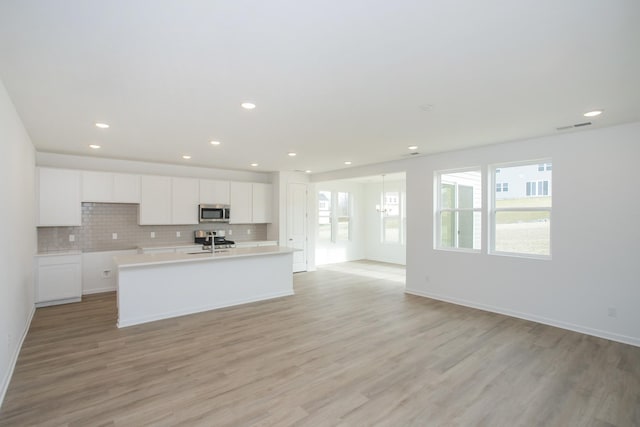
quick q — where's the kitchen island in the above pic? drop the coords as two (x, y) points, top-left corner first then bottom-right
(114, 246), (295, 327)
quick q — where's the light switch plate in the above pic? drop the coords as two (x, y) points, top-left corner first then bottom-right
(150, 232), (155, 238)
(112, 233), (118, 240)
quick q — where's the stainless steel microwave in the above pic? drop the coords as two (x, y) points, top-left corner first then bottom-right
(199, 204), (230, 223)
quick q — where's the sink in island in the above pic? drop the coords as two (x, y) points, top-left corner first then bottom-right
(113, 246), (295, 327)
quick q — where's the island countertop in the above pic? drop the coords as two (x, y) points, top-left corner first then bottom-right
(114, 245), (295, 269)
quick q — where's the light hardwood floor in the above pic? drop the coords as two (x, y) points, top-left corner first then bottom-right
(1, 260), (639, 426)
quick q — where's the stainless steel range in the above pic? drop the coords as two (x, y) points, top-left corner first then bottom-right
(194, 230), (235, 250)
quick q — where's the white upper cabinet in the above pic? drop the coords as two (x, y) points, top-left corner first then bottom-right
(82, 171), (140, 203)
(171, 177), (199, 225)
(229, 182), (273, 224)
(199, 179), (230, 205)
(82, 171), (112, 201)
(252, 183), (273, 223)
(113, 173), (141, 203)
(229, 182), (252, 224)
(37, 167), (81, 226)
(139, 175), (172, 225)
(140, 175), (199, 225)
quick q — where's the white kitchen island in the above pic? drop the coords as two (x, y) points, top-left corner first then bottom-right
(113, 246), (295, 327)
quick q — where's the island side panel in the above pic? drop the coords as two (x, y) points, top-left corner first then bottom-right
(117, 252), (293, 327)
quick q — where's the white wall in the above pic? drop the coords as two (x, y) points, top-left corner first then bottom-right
(36, 152), (271, 183)
(363, 178), (406, 265)
(314, 180), (365, 265)
(405, 122), (640, 346)
(0, 79), (36, 405)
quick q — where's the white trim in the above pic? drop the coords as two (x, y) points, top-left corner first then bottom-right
(1, 304), (35, 408)
(82, 286), (116, 295)
(405, 288), (640, 348)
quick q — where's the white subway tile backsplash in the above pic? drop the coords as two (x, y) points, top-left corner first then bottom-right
(38, 203), (268, 252)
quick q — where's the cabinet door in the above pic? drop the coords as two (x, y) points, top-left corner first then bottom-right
(199, 180), (230, 205)
(36, 255), (82, 303)
(38, 168), (81, 226)
(82, 171), (113, 202)
(172, 177), (199, 224)
(252, 183), (273, 223)
(229, 182), (252, 224)
(113, 173), (140, 203)
(139, 175), (172, 225)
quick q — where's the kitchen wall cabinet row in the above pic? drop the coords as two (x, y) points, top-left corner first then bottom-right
(36, 167), (272, 226)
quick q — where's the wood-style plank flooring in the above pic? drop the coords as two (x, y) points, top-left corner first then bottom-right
(1, 260), (639, 426)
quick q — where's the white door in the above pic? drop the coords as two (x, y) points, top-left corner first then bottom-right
(287, 183), (307, 272)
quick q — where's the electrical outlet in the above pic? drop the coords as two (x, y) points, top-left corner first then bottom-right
(247, 229), (251, 235)
(176, 231), (181, 238)
(112, 233), (118, 240)
(425, 275), (430, 283)
(608, 307), (617, 318)
(227, 230), (232, 236)
(102, 270), (112, 279)
(69, 234), (75, 242)
(150, 232), (156, 238)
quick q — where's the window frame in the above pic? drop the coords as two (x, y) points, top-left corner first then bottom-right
(381, 190), (403, 245)
(434, 167), (482, 253)
(489, 160), (552, 260)
(317, 190), (352, 243)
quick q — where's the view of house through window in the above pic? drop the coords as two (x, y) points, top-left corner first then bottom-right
(492, 162), (552, 256)
(436, 170), (482, 250)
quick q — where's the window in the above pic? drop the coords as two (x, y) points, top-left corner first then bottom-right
(496, 183), (508, 193)
(526, 180), (549, 196)
(318, 191), (332, 241)
(435, 170), (481, 250)
(336, 192), (351, 241)
(382, 191), (401, 243)
(318, 191), (351, 242)
(492, 162), (552, 257)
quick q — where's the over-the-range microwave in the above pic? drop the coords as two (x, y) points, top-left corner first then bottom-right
(199, 204), (230, 223)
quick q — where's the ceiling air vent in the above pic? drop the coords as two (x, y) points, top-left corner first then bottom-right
(557, 121), (592, 131)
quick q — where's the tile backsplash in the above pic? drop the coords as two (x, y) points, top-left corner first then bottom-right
(38, 203), (268, 253)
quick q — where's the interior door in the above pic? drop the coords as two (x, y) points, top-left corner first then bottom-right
(287, 183), (307, 272)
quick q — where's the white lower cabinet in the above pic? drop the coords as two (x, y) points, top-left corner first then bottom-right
(35, 253), (82, 307)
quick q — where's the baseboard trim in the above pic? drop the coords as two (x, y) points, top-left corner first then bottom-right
(0, 304), (35, 408)
(83, 286), (116, 295)
(405, 288), (640, 348)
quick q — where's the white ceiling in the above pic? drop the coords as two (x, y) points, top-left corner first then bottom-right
(1, 1), (639, 174)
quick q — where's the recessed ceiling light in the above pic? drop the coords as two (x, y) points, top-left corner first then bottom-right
(89, 144), (101, 149)
(408, 145), (418, 150)
(583, 110), (603, 117)
(288, 152), (297, 157)
(210, 140), (221, 146)
(182, 155), (191, 160)
(95, 122), (109, 129)
(344, 161), (352, 165)
(305, 170), (312, 173)
(241, 102), (256, 110)
(250, 163), (259, 167)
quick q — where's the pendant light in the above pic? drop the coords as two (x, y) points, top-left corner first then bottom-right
(376, 174), (387, 215)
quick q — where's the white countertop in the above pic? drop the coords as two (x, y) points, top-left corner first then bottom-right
(115, 245), (295, 268)
(137, 243), (203, 250)
(35, 250), (82, 257)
